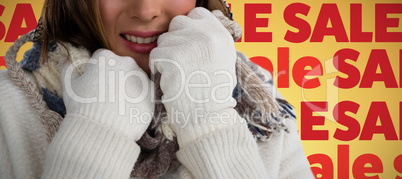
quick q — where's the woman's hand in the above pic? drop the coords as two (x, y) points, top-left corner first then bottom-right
(150, 8), (243, 147)
(60, 49), (154, 141)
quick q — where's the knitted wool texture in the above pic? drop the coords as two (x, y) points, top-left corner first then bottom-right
(5, 11), (291, 178)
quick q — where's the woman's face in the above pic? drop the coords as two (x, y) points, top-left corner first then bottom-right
(98, 0), (197, 74)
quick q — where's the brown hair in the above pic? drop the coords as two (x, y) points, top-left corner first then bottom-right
(40, 0), (110, 63)
(39, 0), (231, 63)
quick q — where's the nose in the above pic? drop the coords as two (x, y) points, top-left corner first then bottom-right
(128, 0), (161, 22)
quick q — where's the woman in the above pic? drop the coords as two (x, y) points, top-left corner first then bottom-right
(0, 0), (314, 178)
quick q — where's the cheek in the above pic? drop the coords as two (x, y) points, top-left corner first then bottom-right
(164, 0), (196, 16)
(98, 0), (113, 25)
(98, 0), (126, 50)
(98, 0), (123, 33)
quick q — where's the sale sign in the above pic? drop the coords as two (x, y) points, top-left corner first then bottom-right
(229, 1), (402, 178)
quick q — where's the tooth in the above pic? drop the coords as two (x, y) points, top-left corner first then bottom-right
(151, 36), (157, 42)
(125, 34), (130, 41)
(144, 37), (152, 43)
(137, 37), (144, 44)
(131, 35), (137, 43)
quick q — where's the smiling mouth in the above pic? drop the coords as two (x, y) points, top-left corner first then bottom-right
(121, 34), (159, 44)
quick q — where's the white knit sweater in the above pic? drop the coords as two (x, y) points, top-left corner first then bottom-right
(0, 69), (314, 179)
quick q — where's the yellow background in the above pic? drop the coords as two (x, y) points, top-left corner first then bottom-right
(229, 0), (402, 178)
(0, 0), (401, 178)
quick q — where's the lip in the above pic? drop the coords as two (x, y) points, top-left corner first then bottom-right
(122, 31), (163, 38)
(120, 31), (163, 54)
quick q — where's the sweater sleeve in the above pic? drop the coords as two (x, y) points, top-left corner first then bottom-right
(175, 120), (272, 179)
(234, 51), (314, 178)
(0, 65), (142, 179)
(256, 58), (315, 179)
(41, 114), (141, 179)
(0, 123), (14, 179)
(0, 70), (49, 179)
(277, 119), (315, 179)
(255, 60), (314, 178)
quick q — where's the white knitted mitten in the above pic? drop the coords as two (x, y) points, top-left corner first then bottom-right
(150, 7), (244, 147)
(60, 49), (154, 141)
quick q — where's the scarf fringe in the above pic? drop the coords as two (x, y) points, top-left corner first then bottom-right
(5, 31), (63, 143)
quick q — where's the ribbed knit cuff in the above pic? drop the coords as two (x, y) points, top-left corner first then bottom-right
(70, 103), (138, 140)
(172, 108), (245, 147)
(42, 114), (140, 179)
(176, 123), (271, 179)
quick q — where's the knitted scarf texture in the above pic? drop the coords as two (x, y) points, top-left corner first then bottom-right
(6, 12), (294, 178)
